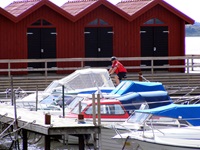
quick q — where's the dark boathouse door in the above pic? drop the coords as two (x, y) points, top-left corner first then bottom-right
(27, 28), (56, 69)
(84, 19), (113, 67)
(27, 20), (56, 69)
(140, 26), (168, 69)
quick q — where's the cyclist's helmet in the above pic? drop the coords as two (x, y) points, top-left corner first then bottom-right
(111, 56), (117, 61)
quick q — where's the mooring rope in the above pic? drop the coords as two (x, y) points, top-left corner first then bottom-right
(0, 120), (36, 139)
(0, 113), (8, 119)
(139, 74), (150, 82)
(121, 135), (130, 150)
(26, 132), (43, 144)
(0, 119), (15, 139)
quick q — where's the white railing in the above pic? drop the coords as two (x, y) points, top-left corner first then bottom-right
(1, 55), (200, 77)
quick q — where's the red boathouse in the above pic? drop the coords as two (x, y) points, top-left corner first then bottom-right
(0, 0), (194, 74)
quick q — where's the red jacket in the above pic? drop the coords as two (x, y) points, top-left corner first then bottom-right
(112, 60), (127, 74)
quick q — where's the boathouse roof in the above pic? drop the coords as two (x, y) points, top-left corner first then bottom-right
(2, 0), (194, 24)
(3, 0), (74, 22)
(116, 0), (194, 23)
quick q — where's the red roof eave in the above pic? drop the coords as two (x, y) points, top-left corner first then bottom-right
(0, 7), (17, 22)
(15, 0), (74, 23)
(159, 0), (194, 24)
(73, 0), (131, 22)
(130, 0), (194, 25)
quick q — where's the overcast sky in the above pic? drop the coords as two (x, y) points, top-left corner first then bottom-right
(0, 0), (199, 22)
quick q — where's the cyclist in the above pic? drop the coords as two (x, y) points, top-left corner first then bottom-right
(109, 56), (127, 86)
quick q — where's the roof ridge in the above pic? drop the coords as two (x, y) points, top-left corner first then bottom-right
(13, 0), (41, 3)
(121, 0), (152, 2)
(67, 0), (97, 3)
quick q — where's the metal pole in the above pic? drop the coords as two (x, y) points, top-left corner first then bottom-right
(13, 88), (19, 149)
(36, 85), (38, 111)
(97, 93), (102, 150)
(8, 62), (11, 77)
(11, 76), (14, 106)
(186, 57), (189, 73)
(191, 55), (194, 71)
(62, 85), (65, 118)
(92, 93), (96, 125)
(97, 94), (101, 125)
(78, 101), (81, 114)
(151, 59), (154, 80)
(14, 94), (17, 126)
(45, 61), (47, 78)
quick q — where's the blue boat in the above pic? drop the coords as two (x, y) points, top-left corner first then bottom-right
(135, 103), (200, 126)
(109, 80), (167, 95)
(77, 80), (172, 115)
(104, 80), (172, 114)
(117, 90), (172, 114)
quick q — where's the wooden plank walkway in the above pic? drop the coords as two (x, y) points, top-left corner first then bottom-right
(0, 104), (100, 150)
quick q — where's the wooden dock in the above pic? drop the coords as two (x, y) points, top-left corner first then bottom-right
(0, 104), (101, 150)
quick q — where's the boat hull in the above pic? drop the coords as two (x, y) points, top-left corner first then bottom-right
(133, 138), (200, 150)
(113, 127), (200, 150)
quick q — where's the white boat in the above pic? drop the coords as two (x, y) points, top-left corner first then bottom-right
(12, 68), (115, 108)
(100, 102), (189, 150)
(112, 103), (200, 150)
(9, 68), (174, 149)
(113, 126), (200, 150)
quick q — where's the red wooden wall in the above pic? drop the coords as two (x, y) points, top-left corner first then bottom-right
(0, 1), (193, 75)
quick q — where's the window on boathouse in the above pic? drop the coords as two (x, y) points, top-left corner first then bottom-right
(31, 19), (53, 26)
(144, 18), (164, 25)
(88, 18), (109, 26)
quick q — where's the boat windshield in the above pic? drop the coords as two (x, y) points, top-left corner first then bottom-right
(127, 112), (149, 124)
(44, 80), (61, 93)
(67, 96), (84, 110)
(85, 104), (125, 115)
(146, 115), (188, 127)
(71, 103), (88, 114)
(39, 94), (60, 104)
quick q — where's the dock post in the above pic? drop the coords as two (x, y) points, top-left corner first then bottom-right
(97, 94), (101, 125)
(92, 93), (96, 125)
(10, 76), (14, 106)
(63, 134), (69, 147)
(36, 85), (38, 111)
(93, 132), (101, 150)
(62, 85), (65, 117)
(22, 129), (28, 150)
(97, 94), (101, 149)
(44, 135), (50, 150)
(78, 135), (85, 150)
